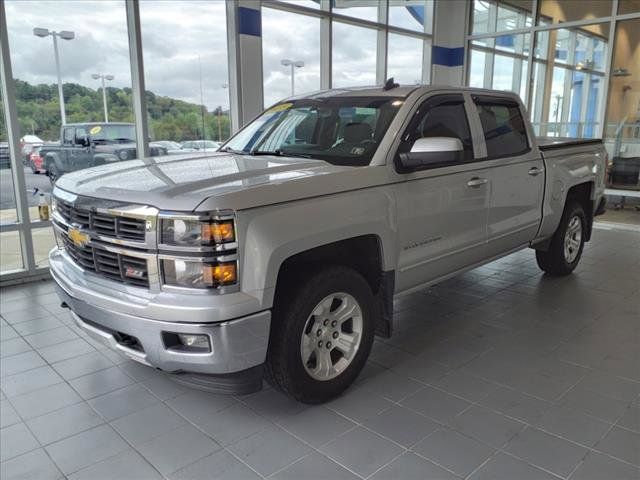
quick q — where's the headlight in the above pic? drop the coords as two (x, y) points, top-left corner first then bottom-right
(162, 259), (237, 289)
(161, 218), (235, 247)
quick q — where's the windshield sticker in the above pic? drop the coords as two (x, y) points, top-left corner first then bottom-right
(89, 126), (102, 135)
(266, 103), (293, 114)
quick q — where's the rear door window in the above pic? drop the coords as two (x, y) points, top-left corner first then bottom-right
(474, 98), (529, 159)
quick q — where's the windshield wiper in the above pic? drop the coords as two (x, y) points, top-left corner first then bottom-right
(251, 149), (284, 156)
(251, 149), (312, 159)
(219, 146), (246, 154)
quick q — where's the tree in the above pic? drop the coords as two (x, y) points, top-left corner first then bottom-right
(0, 79), (232, 143)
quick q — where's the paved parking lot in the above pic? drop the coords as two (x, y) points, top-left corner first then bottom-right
(1, 226), (639, 480)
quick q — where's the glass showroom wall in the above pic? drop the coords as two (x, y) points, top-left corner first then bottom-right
(0, 0), (233, 283)
(466, 0), (640, 191)
(605, 16), (640, 191)
(262, 7), (321, 106)
(0, 86), (23, 274)
(2, 0), (137, 279)
(262, 0), (434, 104)
(140, 1), (230, 148)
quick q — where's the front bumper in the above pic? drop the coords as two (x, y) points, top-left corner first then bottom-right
(50, 248), (270, 376)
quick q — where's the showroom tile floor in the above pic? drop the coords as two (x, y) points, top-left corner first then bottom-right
(1, 226), (639, 480)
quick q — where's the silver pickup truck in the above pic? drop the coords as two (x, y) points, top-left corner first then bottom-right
(50, 85), (607, 403)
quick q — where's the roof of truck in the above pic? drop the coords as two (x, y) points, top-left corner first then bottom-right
(280, 84), (522, 103)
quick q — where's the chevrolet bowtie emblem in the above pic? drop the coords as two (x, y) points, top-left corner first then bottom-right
(68, 227), (90, 248)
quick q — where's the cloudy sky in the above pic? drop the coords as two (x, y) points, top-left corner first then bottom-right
(5, 0), (427, 114)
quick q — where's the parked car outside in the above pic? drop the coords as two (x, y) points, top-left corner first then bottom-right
(180, 140), (220, 151)
(38, 123), (166, 182)
(20, 134), (44, 162)
(28, 145), (53, 174)
(151, 140), (196, 154)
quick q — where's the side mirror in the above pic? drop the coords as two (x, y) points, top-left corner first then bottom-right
(76, 135), (90, 147)
(398, 137), (464, 171)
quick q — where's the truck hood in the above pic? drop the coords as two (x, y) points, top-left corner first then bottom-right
(55, 152), (389, 211)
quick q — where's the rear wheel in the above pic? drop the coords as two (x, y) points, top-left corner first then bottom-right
(536, 199), (586, 275)
(47, 163), (60, 184)
(265, 266), (375, 404)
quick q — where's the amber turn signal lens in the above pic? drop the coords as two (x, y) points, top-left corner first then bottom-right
(203, 262), (237, 286)
(202, 221), (235, 244)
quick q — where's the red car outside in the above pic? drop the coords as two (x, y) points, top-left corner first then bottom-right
(29, 148), (46, 174)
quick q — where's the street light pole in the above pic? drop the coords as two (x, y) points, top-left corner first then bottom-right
(280, 59), (304, 96)
(51, 33), (65, 124)
(33, 28), (75, 125)
(92, 74), (114, 122)
(220, 84), (228, 141)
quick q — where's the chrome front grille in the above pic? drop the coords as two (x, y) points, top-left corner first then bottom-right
(61, 231), (150, 288)
(52, 190), (158, 290)
(56, 199), (146, 241)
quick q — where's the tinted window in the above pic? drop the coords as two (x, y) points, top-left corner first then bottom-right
(75, 127), (87, 142)
(475, 100), (529, 158)
(399, 95), (474, 163)
(63, 128), (74, 145)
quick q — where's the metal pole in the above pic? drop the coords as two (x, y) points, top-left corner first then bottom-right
(290, 63), (295, 95)
(0, 0), (37, 273)
(101, 75), (109, 122)
(125, 0), (150, 158)
(198, 55), (206, 143)
(52, 33), (66, 125)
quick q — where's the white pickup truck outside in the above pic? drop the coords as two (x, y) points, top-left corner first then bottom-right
(50, 85), (607, 403)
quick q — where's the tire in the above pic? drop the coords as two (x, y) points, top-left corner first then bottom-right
(536, 199), (586, 276)
(48, 163), (60, 184)
(265, 265), (376, 404)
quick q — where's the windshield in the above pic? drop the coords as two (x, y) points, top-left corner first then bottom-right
(88, 124), (135, 142)
(222, 96), (404, 166)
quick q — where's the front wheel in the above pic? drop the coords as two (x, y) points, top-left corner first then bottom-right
(265, 266), (375, 404)
(536, 200), (586, 275)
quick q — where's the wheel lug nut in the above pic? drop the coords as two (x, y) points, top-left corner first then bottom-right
(323, 319), (329, 326)
(326, 341), (332, 349)
(318, 341), (323, 347)
(316, 329), (322, 337)
(332, 331), (339, 339)
(331, 320), (337, 327)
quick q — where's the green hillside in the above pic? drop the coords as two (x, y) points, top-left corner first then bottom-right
(1, 79), (231, 143)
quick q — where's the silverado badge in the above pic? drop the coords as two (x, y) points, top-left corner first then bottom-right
(68, 227), (90, 248)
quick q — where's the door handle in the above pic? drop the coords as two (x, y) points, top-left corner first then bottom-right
(528, 167), (543, 176)
(466, 177), (488, 188)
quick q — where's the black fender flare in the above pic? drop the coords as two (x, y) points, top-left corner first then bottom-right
(44, 152), (64, 174)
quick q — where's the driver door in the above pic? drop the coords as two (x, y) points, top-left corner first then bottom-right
(394, 94), (490, 292)
(71, 127), (91, 171)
